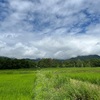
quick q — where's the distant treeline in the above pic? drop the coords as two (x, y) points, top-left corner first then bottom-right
(0, 55), (100, 69)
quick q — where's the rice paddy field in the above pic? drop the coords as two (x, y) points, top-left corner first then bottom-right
(0, 67), (100, 100)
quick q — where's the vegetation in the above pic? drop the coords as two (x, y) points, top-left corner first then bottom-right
(0, 68), (100, 100)
(0, 55), (100, 99)
(0, 71), (36, 100)
(0, 55), (100, 69)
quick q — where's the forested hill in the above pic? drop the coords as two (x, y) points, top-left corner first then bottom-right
(70, 55), (100, 60)
(0, 55), (100, 69)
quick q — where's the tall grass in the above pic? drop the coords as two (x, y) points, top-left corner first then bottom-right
(66, 72), (100, 85)
(33, 70), (100, 100)
(0, 72), (36, 100)
(0, 68), (100, 100)
(42, 67), (100, 85)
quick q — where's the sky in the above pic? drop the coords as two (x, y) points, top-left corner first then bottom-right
(0, 0), (100, 59)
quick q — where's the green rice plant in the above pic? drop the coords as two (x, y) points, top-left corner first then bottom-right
(67, 79), (100, 100)
(33, 70), (100, 100)
(0, 67), (100, 100)
(66, 72), (100, 85)
(0, 72), (36, 100)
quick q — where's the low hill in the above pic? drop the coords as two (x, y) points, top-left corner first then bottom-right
(70, 55), (100, 60)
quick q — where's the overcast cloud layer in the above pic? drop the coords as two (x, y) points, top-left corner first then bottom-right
(0, 0), (100, 59)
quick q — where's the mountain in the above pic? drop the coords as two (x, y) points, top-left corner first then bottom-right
(70, 55), (100, 60)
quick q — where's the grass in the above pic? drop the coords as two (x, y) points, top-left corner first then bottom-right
(0, 67), (100, 100)
(0, 72), (36, 100)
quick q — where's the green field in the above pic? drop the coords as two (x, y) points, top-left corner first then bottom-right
(0, 68), (100, 100)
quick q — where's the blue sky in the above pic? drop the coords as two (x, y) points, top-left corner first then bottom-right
(0, 0), (100, 59)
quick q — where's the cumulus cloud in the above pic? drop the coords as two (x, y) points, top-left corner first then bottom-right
(0, 0), (100, 59)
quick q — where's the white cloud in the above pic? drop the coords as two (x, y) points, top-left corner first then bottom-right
(0, 0), (100, 59)
(9, 0), (32, 12)
(1, 34), (99, 59)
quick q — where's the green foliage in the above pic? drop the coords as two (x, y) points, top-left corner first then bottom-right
(0, 71), (36, 100)
(0, 68), (100, 100)
(0, 56), (100, 69)
(33, 68), (100, 100)
(0, 57), (37, 69)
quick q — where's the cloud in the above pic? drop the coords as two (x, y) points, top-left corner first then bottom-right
(0, 34), (100, 59)
(0, 0), (100, 59)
